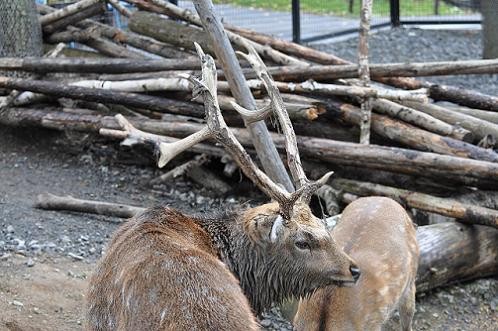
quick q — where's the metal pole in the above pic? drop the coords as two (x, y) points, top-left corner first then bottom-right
(292, 0), (301, 43)
(390, 0), (400, 27)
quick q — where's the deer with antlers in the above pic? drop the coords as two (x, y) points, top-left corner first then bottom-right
(86, 43), (360, 330)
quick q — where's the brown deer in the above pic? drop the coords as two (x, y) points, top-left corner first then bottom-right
(86, 43), (360, 331)
(294, 196), (419, 331)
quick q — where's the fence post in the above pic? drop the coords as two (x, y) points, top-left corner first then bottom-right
(390, 0), (400, 27)
(292, 0), (301, 43)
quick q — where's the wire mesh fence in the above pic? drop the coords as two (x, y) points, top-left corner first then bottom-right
(35, 0), (483, 44)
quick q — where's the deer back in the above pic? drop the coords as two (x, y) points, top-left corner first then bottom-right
(294, 197), (419, 331)
(86, 207), (258, 331)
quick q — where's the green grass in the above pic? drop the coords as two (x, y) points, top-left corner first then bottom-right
(213, 0), (470, 17)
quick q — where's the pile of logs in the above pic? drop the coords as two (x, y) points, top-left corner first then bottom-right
(0, 0), (497, 292)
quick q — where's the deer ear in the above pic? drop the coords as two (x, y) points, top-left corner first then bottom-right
(270, 215), (284, 243)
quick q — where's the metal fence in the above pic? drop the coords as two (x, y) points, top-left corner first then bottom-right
(176, 0), (481, 43)
(40, 1), (483, 44)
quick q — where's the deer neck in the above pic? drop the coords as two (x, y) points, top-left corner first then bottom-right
(196, 213), (313, 314)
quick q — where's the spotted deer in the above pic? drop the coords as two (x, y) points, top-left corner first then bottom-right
(294, 197), (419, 331)
(86, 43), (360, 331)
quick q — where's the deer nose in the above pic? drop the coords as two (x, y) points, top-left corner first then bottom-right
(350, 265), (361, 283)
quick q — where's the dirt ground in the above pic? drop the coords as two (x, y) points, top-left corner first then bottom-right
(0, 126), (497, 331)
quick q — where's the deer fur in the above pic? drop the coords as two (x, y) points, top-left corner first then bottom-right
(86, 202), (358, 330)
(294, 197), (419, 331)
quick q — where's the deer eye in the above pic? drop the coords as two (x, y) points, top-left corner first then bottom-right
(295, 241), (311, 251)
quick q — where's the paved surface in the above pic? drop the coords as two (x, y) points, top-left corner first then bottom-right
(178, 1), (387, 41)
(177, 2), (479, 42)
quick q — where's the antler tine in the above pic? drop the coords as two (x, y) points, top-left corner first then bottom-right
(229, 101), (273, 124)
(99, 114), (212, 168)
(237, 40), (334, 201)
(236, 39), (308, 189)
(190, 42), (292, 209)
(157, 126), (212, 168)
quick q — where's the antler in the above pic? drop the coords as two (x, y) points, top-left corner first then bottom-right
(105, 42), (333, 220)
(232, 39), (333, 203)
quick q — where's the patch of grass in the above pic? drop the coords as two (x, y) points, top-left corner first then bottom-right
(213, 0), (469, 17)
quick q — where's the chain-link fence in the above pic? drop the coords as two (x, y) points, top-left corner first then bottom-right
(0, 0), (43, 58)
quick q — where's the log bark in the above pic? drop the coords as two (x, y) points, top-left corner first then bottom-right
(125, 0), (304, 66)
(77, 20), (191, 59)
(106, 0), (133, 17)
(4, 107), (498, 185)
(263, 59), (498, 82)
(244, 79), (428, 102)
(47, 26), (146, 59)
(429, 84), (498, 112)
(39, 0), (101, 25)
(441, 103), (498, 124)
(416, 223), (498, 292)
(225, 25), (348, 65)
(372, 99), (472, 142)
(333, 178), (498, 228)
(41, 2), (105, 34)
(0, 76), (205, 116)
(404, 101), (498, 143)
(39, 3), (190, 59)
(35, 192), (145, 219)
(0, 57), (201, 73)
(129, 11), (212, 53)
(191, 0), (294, 191)
(357, 0), (373, 144)
(330, 101), (497, 161)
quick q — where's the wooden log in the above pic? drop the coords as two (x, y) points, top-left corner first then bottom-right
(41, 2), (105, 34)
(429, 84), (498, 112)
(39, 0), (101, 25)
(4, 107), (498, 185)
(106, 0), (133, 17)
(35, 192), (145, 219)
(225, 25), (348, 65)
(372, 99), (472, 142)
(47, 26), (146, 59)
(244, 79), (428, 102)
(125, 0), (304, 66)
(39, 3), (190, 59)
(191, 0), (294, 191)
(440, 103), (498, 124)
(357, 0), (373, 144)
(416, 223), (498, 292)
(329, 101), (498, 161)
(77, 20), (191, 59)
(0, 76), (205, 116)
(262, 59), (498, 82)
(129, 11), (212, 53)
(0, 57), (201, 73)
(332, 178), (498, 228)
(404, 101), (498, 143)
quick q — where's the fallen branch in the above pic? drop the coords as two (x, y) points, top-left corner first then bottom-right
(333, 178), (498, 228)
(35, 192), (145, 219)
